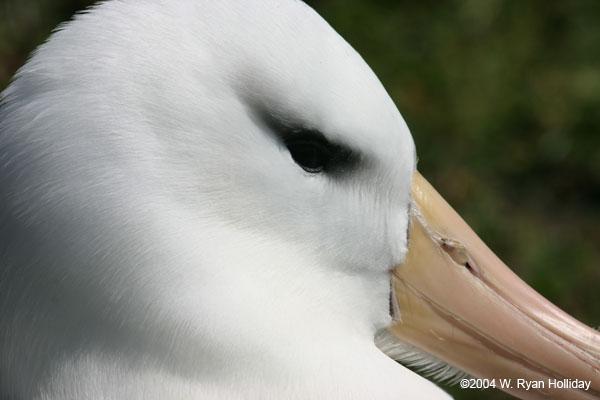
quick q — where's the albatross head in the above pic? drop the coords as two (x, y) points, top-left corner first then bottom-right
(0, 0), (598, 399)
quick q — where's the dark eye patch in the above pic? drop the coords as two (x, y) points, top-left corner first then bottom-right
(284, 130), (359, 175)
(254, 108), (361, 176)
(285, 137), (331, 173)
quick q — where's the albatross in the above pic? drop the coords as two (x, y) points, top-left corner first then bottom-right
(0, 1), (598, 399)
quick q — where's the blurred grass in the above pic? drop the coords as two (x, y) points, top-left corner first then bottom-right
(1, 1), (599, 399)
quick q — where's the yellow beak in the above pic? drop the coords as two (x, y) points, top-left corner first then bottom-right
(389, 172), (600, 399)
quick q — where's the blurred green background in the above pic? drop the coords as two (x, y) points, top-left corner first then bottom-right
(1, 1), (598, 399)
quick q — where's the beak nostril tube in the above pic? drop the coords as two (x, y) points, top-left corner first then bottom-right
(438, 237), (481, 278)
(464, 262), (476, 276)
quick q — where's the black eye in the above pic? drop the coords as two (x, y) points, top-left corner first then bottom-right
(285, 138), (333, 173)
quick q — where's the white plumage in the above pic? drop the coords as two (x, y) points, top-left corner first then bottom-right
(0, 0), (450, 398)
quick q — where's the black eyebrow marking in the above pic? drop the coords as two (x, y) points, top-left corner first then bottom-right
(283, 129), (359, 174)
(260, 112), (362, 176)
